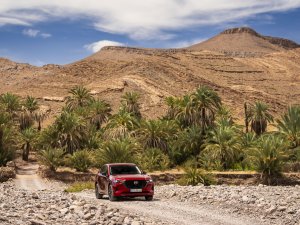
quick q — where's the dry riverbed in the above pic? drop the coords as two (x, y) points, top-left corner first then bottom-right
(0, 163), (299, 225)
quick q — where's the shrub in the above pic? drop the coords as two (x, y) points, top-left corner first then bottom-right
(139, 148), (170, 172)
(250, 135), (289, 182)
(0, 127), (17, 166)
(65, 181), (94, 193)
(38, 148), (65, 171)
(178, 167), (215, 186)
(69, 150), (93, 172)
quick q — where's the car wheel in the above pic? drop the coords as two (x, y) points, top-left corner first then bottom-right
(145, 196), (153, 201)
(95, 184), (103, 199)
(108, 185), (117, 201)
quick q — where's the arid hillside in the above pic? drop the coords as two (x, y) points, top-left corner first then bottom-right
(0, 27), (300, 122)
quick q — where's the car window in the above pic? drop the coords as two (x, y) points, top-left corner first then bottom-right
(110, 165), (141, 175)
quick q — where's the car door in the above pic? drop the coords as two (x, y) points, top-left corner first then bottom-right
(98, 165), (109, 194)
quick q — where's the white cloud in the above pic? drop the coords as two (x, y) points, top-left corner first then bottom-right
(40, 33), (52, 38)
(22, 29), (52, 38)
(84, 40), (124, 53)
(1, 1), (300, 40)
(23, 28), (40, 37)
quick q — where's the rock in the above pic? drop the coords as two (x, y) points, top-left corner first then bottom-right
(32, 193), (39, 199)
(30, 220), (46, 225)
(266, 206), (277, 214)
(83, 213), (94, 220)
(242, 196), (249, 202)
(43, 96), (65, 102)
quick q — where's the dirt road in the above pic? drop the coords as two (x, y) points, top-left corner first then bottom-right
(77, 192), (264, 225)
(14, 162), (48, 191)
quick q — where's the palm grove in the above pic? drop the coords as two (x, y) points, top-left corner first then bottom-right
(0, 86), (299, 183)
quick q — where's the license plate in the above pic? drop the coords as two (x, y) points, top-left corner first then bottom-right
(130, 189), (142, 193)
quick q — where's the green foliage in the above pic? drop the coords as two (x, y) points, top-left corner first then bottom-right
(89, 99), (111, 130)
(0, 126), (17, 166)
(95, 138), (139, 167)
(23, 96), (39, 113)
(104, 111), (139, 139)
(178, 161), (215, 186)
(68, 149), (93, 172)
(66, 86), (93, 110)
(137, 119), (178, 153)
(170, 126), (203, 165)
(121, 92), (141, 119)
(139, 148), (170, 172)
(202, 124), (241, 170)
(0, 92), (20, 114)
(55, 111), (86, 154)
(276, 105), (300, 148)
(249, 135), (289, 180)
(38, 148), (65, 171)
(65, 181), (94, 193)
(19, 127), (37, 161)
(248, 101), (273, 135)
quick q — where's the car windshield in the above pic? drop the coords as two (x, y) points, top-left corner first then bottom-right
(110, 165), (141, 175)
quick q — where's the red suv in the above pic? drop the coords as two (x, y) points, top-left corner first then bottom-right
(95, 163), (154, 201)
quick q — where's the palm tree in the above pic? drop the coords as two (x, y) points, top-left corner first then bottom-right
(34, 110), (48, 131)
(23, 96), (39, 113)
(18, 110), (34, 130)
(0, 92), (20, 114)
(38, 125), (60, 149)
(121, 92), (141, 119)
(19, 128), (37, 161)
(276, 105), (300, 148)
(165, 96), (181, 120)
(95, 138), (139, 166)
(55, 111), (86, 154)
(137, 120), (178, 153)
(250, 135), (288, 183)
(175, 95), (196, 128)
(66, 86), (93, 110)
(248, 101), (273, 135)
(0, 109), (16, 166)
(203, 125), (241, 170)
(191, 86), (221, 134)
(89, 99), (112, 130)
(104, 111), (138, 139)
(174, 126), (204, 156)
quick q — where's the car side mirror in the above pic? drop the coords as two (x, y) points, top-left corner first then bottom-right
(141, 171), (147, 175)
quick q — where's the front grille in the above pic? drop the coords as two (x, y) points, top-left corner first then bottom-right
(124, 180), (147, 189)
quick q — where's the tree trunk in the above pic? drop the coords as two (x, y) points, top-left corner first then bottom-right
(22, 142), (30, 161)
(38, 120), (41, 131)
(244, 102), (249, 133)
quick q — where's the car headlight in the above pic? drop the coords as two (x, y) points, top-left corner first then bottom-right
(147, 179), (153, 183)
(112, 179), (124, 185)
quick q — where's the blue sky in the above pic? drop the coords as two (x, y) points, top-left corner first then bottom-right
(0, 0), (300, 66)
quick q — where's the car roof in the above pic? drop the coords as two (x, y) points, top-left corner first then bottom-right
(106, 163), (137, 166)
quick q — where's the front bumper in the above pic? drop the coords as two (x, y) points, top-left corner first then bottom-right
(112, 182), (154, 197)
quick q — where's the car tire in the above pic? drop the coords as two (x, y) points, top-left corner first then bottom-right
(145, 196), (153, 201)
(108, 185), (117, 201)
(95, 184), (103, 199)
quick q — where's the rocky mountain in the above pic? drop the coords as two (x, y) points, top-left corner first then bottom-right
(0, 27), (300, 123)
(188, 27), (300, 57)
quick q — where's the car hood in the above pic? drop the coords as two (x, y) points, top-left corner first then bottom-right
(110, 174), (150, 180)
